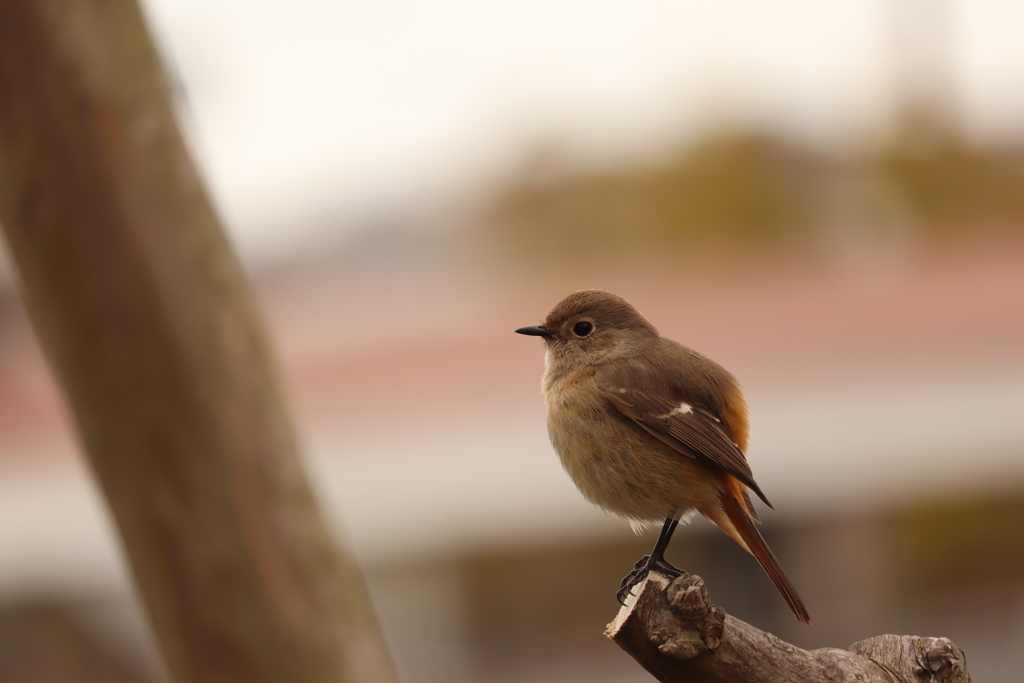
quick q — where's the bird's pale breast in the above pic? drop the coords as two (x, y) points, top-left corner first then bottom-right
(543, 366), (723, 524)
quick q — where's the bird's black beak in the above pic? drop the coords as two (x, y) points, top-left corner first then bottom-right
(515, 324), (553, 339)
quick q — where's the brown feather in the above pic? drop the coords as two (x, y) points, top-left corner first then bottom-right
(718, 382), (749, 452)
(596, 364), (773, 508)
(719, 477), (810, 624)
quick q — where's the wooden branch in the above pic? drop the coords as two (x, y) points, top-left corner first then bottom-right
(0, 2), (397, 683)
(607, 572), (970, 683)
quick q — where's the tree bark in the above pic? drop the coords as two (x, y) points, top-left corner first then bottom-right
(0, 2), (397, 682)
(607, 572), (970, 683)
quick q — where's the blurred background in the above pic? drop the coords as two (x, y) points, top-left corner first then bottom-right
(1, 0), (1023, 681)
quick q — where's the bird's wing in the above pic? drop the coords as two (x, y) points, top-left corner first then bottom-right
(595, 364), (772, 509)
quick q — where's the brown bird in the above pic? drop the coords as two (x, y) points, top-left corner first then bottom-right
(516, 289), (810, 623)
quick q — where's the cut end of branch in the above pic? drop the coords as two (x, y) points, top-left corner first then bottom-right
(605, 572), (660, 638)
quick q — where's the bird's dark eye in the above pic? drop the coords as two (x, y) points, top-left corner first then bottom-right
(572, 321), (594, 337)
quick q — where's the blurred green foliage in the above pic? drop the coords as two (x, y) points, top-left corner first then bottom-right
(885, 490), (1024, 591)
(487, 117), (1024, 259)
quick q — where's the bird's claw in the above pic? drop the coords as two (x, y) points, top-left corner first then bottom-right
(615, 554), (685, 605)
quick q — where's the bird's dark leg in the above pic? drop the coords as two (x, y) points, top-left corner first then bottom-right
(616, 516), (685, 604)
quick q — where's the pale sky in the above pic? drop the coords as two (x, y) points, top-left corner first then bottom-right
(140, 0), (1024, 260)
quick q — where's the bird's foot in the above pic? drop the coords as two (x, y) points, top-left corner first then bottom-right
(616, 554), (686, 605)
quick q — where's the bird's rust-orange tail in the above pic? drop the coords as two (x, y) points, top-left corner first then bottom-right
(718, 479), (811, 624)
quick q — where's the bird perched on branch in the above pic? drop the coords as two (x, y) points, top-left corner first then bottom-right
(516, 289), (810, 624)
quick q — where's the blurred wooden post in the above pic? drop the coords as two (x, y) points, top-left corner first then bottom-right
(0, 2), (398, 682)
(608, 572), (970, 683)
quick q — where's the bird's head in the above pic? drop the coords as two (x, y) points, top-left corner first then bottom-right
(516, 289), (658, 369)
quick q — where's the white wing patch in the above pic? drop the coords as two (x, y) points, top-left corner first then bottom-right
(659, 401), (692, 419)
